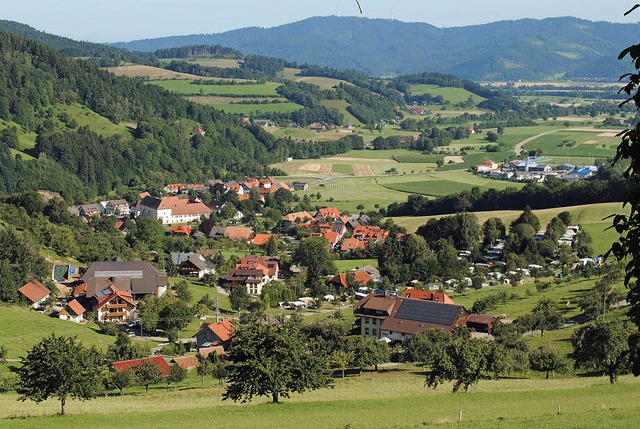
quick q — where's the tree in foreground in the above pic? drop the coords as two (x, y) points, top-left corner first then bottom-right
(608, 4), (640, 374)
(16, 334), (104, 416)
(223, 318), (333, 403)
(426, 329), (510, 393)
(528, 347), (568, 379)
(107, 368), (134, 396)
(346, 335), (391, 374)
(572, 320), (633, 384)
(167, 363), (187, 388)
(134, 359), (165, 393)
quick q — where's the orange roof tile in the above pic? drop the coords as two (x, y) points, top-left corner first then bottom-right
(170, 225), (193, 236)
(65, 299), (86, 316)
(18, 280), (51, 304)
(252, 233), (275, 246)
(401, 288), (455, 304)
(112, 356), (170, 376)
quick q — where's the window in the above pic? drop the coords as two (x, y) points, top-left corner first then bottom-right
(365, 328), (369, 335)
(373, 329), (377, 335)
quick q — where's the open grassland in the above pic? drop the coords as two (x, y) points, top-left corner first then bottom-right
(1, 367), (639, 428)
(320, 99), (361, 124)
(334, 259), (378, 272)
(0, 306), (121, 359)
(148, 80), (281, 96)
(408, 84), (487, 104)
(521, 128), (621, 160)
(106, 65), (222, 80)
(52, 104), (133, 139)
(389, 202), (626, 255)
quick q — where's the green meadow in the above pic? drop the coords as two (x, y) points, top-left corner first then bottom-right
(408, 84), (487, 104)
(204, 102), (302, 114)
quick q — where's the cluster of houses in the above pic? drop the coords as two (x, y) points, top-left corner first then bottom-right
(476, 159), (599, 182)
(68, 176), (311, 225)
(282, 208), (395, 253)
(17, 260), (169, 324)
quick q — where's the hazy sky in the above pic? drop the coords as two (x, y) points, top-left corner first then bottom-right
(2, 1), (637, 43)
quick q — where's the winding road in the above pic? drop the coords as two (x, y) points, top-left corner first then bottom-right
(513, 129), (561, 156)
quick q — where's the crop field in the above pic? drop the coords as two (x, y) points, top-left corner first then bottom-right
(408, 84), (487, 104)
(148, 80), (282, 96)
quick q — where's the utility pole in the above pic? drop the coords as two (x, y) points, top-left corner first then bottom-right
(215, 296), (220, 323)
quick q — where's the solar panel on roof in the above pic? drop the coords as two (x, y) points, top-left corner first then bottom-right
(395, 299), (460, 326)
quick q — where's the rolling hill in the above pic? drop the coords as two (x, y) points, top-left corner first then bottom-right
(112, 16), (635, 80)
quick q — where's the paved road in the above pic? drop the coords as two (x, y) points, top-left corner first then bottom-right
(513, 130), (560, 156)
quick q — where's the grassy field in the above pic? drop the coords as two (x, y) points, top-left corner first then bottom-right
(1, 366), (639, 428)
(408, 84), (487, 104)
(157, 58), (243, 69)
(0, 306), (122, 360)
(320, 99), (361, 124)
(334, 259), (378, 272)
(148, 80), (282, 96)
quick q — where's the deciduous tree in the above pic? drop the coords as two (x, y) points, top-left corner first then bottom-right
(223, 319), (333, 403)
(572, 320), (634, 384)
(16, 334), (104, 415)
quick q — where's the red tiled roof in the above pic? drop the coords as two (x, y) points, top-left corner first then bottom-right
(65, 299), (86, 316)
(282, 211), (312, 223)
(401, 288), (455, 304)
(170, 225), (193, 236)
(252, 233), (275, 246)
(198, 346), (225, 359)
(73, 283), (87, 296)
(341, 237), (367, 252)
(197, 318), (236, 343)
(18, 280), (51, 304)
(170, 355), (200, 370)
(330, 270), (373, 288)
(225, 227), (255, 241)
(112, 356), (170, 376)
(94, 288), (136, 311)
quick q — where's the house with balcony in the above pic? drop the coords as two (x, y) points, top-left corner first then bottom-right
(93, 286), (137, 322)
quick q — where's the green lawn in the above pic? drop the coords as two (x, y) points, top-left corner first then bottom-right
(331, 163), (353, 174)
(1, 367), (639, 428)
(0, 306), (121, 360)
(334, 259), (378, 272)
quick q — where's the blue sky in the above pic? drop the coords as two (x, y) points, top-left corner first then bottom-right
(2, 1), (637, 42)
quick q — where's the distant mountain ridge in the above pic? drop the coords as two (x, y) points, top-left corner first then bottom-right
(112, 16), (636, 80)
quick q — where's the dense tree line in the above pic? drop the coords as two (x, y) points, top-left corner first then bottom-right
(387, 175), (626, 217)
(337, 83), (399, 125)
(163, 60), (262, 80)
(155, 44), (241, 58)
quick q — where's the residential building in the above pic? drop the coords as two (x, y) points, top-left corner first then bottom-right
(104, 199), (130, 216)
(208, 226), (255, 242)
(138, 195), (212, 225)
(170, 252), (215, 278)
(82, 260), (168, 298)
(93, 286), (137, 322)
(219, 256), (278, 295)
(353, 294), (493, 343)
(18, 280), (51, 309)
(58, 299), (86, 323)
(194, 318), (236, 349)
(330, 270), (373, 289)
(400, 288), (455, 304)
(293, 181), (309, 191)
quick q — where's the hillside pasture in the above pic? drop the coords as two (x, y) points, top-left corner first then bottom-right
(0, 306), (121, 359)
(159, 58), (243, 69)
(106, 65), (221, 80)
(408, 84), (487, 104)
(521, 129), (621, 160)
